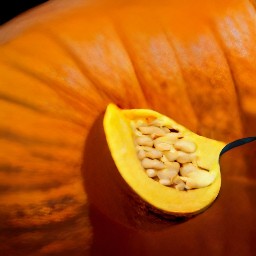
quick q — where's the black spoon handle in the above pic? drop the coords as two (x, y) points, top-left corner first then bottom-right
(220, 136), (256, 157)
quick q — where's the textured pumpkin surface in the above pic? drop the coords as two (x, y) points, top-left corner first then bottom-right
(0, 0), (256, 255)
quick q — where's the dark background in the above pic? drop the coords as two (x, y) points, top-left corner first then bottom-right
(0, 0), (48, 25)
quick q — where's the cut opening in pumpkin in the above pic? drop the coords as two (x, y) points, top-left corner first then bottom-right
(131, 117), (216, 191)
(103, 103), (225, 216)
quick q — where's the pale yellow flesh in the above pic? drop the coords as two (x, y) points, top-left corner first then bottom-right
(103, 104), (225, 215)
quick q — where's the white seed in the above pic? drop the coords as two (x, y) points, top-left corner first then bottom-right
(169, 144), (177, 152)
(166, 132), (183, 139)
(165, 161), (180, 171)
(176, 152), (196, 164)
(145, 149), (162, 159)
(185, 170), (216, 189)
(150, 119), (165, 127)
(146, 169), (157, 178)
(154, 142), (172, 151)
(164, 151), (179, 161)
(159, 179), (172, 186)
(175, 182), (186, 191)
(135, 130), (143, 136)
(180, 163), (198, 177)
(150, 119), (179, 131)
(137, 146), (152, 151)
(154, 133), (181, 144)
(138, 126), (166, 136)
(160, 155), (168, 163)
(136, 136), (153, 147)
(141, 158), (165, 169)
(174, 139), (196, 153)
(179, 176), (188, 182)
(173, 175), (184, 185)
(137, 149), (146, 160)
(157, 169), (177, 180)
(163, 127), (171, 133)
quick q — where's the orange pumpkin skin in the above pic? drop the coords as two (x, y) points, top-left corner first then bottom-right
(0, 0), (256, 255)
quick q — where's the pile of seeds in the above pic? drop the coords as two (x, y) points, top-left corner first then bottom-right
(131, 117), (215, 191)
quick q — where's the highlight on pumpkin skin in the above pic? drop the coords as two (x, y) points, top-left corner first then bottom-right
(103, 103), (226, 216)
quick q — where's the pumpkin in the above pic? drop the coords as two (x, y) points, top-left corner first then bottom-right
(0, 0), (256, 255)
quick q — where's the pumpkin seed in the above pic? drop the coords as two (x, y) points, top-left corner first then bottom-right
(159, 179), (172, 186)
(164, 151), (179, 161)
(176, 152), (196, 164)
(132, 117), (214, 191)
(174, 139), (196, 153)
(136, 136), (153, 147)
(154, 142), (173, 151)
(185, 170), (216, 189)
(138, 126), (166, 136)
(180, 163), (198, 177)
(145, 149), (163, 159)
(157, 169), (177, 180)
(146, 169), (157, 178)
(149, 119), (165, 127)
(154, 133), (181, 143)
(164, 161), (180, 171)
(173, 175), (183, 185)
(175, 182), (186, 191)
(141, 158), (165, 169)
(137, 149), (146, 160)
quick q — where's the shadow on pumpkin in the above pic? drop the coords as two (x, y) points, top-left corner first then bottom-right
(81, 112), (256, 256)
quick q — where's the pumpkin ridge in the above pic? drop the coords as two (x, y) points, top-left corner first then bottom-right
(42, 18), (148, 110)
(209, 0), (256, 123)
(0, 91), (50, 115)
(207, 25), (245, 135)
(0, 63), (89, 127)
(111, 18), (152, 107)
(0, 164), (24, 174)
(1, 56), (95, 118)
(162, 28), (199, 131)
(43, 29), (116, 105)
(1, 204), (91, 255)
(249, 0), (256, 10)
(1, 202), (89, 229)
(0, 180), (65, 193)
(110, 10), (199, 127)
(161, 19), (244, 140)
(0, 90), (87, 128)
(0, 127), (81, 148)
